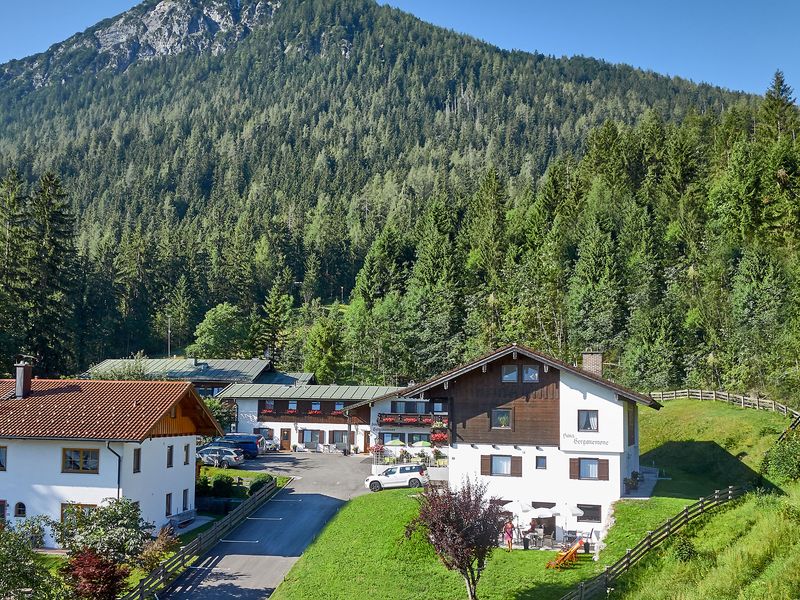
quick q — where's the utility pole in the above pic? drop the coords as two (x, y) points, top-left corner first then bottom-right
(167, 314), (172, 357)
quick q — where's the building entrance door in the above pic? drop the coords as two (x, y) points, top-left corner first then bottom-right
(280, 428), (291, 451)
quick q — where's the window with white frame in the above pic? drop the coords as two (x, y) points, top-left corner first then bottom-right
(0, 446), (6, 471)
(331, 431), (347, 444)
(501, 365), (518, 383)
(381, 432), (405, 444)
(579, 458), (599, 480)
(334, 402), (345, 411)
(431, 400), (447, 414)
(578, 410), (599, 432)
(522, 365), (540, 383)
(491, 455), (512, 476)
(288, 401), (298, 411)
(409, 433), (430, 445)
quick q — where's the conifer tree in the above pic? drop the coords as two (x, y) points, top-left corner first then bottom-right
(759, 70), (799, 142)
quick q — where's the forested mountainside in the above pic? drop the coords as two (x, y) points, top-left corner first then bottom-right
(4, 0), (794, 399)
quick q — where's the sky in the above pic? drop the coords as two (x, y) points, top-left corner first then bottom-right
(0, 0), (796, 95)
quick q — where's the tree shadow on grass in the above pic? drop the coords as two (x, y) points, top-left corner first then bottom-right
(641, 440), (778, 498)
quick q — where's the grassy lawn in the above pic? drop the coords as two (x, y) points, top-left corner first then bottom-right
(273, 398), (793, 600)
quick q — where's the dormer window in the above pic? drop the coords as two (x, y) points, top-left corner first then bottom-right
(501, 365), (518, 383)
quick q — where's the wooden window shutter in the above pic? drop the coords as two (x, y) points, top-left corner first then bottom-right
(569, 458), (579, 480)
(598, 459), (609, 481)
(319, 430), (324, 445)
(510, 456), (522, 477)
(480, 455), (491, 476)
(349, 431), (355, 445)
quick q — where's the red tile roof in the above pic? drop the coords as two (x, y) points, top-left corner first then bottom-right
(0, 379), (220, 441)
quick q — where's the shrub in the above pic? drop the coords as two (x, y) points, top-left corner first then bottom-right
(137, 527), (180, 572)
(211, 474), (235, 497)
(249, 474), (274, 496)
(672, 532), (698, 563)
(61, 548), (130, 600)
(196, 475), (211, 497)
(764, 432), (800, 483)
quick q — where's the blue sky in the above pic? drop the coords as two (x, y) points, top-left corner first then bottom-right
(0, 1), (795, 95)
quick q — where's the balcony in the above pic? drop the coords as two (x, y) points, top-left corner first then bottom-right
(377, 413), (449, 427)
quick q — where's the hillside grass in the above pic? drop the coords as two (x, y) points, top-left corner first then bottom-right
(272, 398), (793, 600)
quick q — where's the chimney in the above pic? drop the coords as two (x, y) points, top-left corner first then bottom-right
(15, 361), (32, 399)
(189, 357), (198, 367)
(581, 351), (604, 377)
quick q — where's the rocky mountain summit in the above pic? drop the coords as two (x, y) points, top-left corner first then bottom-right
(1, 0), (279, 89)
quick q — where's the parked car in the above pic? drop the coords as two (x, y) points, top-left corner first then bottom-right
(215, 434), (259, 457)
(197, 447), (245, 469)
(223, 433), (274, 455)
(365, 464), (429, 492)
(198, 439), (252, 458)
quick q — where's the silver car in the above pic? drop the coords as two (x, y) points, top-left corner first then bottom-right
(365, 464), (429, 492)
(197, 447), (245, 469)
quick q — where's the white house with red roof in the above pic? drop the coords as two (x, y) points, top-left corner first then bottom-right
(0, 361), (222, 547)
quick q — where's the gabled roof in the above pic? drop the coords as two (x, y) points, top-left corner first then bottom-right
(218, 383), (401, 401)
(0, 379), (222, 441)
(344, 344), (661, 412)
(88, 358), (291, 384)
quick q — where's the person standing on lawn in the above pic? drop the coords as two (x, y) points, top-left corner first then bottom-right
(503, 518), (514, 552)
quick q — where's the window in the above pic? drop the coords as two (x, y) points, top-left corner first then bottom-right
(288, 401), (298, 411)
(535, 456), (547, 470)
(0, 501), (5, 524)
(302, 430), (320, 444)
(169, 406), (177, 418)
(165, 493), (172, 517)
(166, 445), (174, 468)
(182, 489), (189, 512)
(261, 399), (275, 411)
(491, 455), (512, 476)
(14, 502), (26, 518)
(627, 403), (636, 446)
(331, 431), (347, 444)
(522, 365), (540, 383)
(60, 503), (95, 523)
(383, 467), (397, 476)
(501, 365), (518, 383)
(62, 449), (99, 474)
(579, 458), (599, 480)
(311, 401), (321, 411)
(0, 446), (6, 471)
(491, 409), (512, 429)
(432, 401), (447, 414)
(409, 433), (430, 445)
(578, 410), (599, 432)
(183, 444), (190, 465)
(133, 448), (141, 474)
(334, 402), (344, 411)
(391, 400), (425, 414)
(380, 432), (405, 444)
(577, 504), (602, 523)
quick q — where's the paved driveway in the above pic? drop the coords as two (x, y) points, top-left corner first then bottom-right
(166, 452), (372, 600)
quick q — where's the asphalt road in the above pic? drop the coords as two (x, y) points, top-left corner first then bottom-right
(166, 452), (372, 600)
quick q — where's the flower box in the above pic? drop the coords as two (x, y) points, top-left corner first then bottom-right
(431, 432), (449, 445)
(381, 417), (396, 424)
(421, 417), (433, 425)
(402, 416), (419, 424)
(259, 410), (274, 416)
(331, 410), (343, 416)
(286, 409), (297, 415)
(307, 410), (322, 416)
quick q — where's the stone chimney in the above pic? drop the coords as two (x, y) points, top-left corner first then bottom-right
(15, 361), (32, 399)
(581, 351), (604, 377)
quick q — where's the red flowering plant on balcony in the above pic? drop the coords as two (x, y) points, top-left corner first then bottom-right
(285, 409), (297, 415)
(331, 410), (344, 416)
(421, 416), (433, 425)
(259, 409), (274, 417)
(371, 443), (384, 455)
(307, 409), (322, 416)
(403, 416), (419, 424)
(381, 416), (397, 424)
(430, 432), (449, 446)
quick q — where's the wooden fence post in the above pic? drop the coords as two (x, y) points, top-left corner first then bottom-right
(138, 579), (144, 600)
(728, 485), (735, 500)
(646, 530), (653, 550)
(625, 548), (632, 570)
(699, 497), (704, 513)
(683, 506), (689, 522)
(604, 565), (610, 588)
(578, 582), (585, 599)
(712, 390), (717, 402)
(666, 517), (671, 535)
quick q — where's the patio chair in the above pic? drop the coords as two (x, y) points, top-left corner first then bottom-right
(546, 539), (583, 570)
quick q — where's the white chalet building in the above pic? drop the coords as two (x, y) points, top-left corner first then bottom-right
(0, 362), (221, 546)
(345, 344), (661, 543)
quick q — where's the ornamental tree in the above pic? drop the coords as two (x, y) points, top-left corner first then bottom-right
(52, 498), (153, 563)
(61, 548), (130, 600)
(0, 522), (65, 600)
(405, 478), (505, 600)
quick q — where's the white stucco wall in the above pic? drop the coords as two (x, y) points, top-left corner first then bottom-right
(0, 435), (196, 547)
(448, 442), (621, 538)
(559, 371), (625, 454)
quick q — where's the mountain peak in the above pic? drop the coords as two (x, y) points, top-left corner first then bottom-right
(1, 0), (280, 89)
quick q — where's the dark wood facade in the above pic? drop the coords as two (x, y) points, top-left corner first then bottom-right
(420, 355), (561, 446)
(148, 390), (220, 438)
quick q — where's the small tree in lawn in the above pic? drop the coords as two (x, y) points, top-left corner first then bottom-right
(405, 478), (505, 600)
(61, 548), (130, 600)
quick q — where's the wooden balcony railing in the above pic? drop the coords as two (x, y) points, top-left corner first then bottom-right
(377, 413), (449, 427)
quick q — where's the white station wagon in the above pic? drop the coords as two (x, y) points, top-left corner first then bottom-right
(365, 464), (429, 492)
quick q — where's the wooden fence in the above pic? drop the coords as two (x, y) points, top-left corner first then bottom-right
(120, 478), (280, 600)
(559, 486), (745, 600)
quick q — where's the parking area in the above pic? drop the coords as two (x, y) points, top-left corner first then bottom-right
(167, 452), (372, 600)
